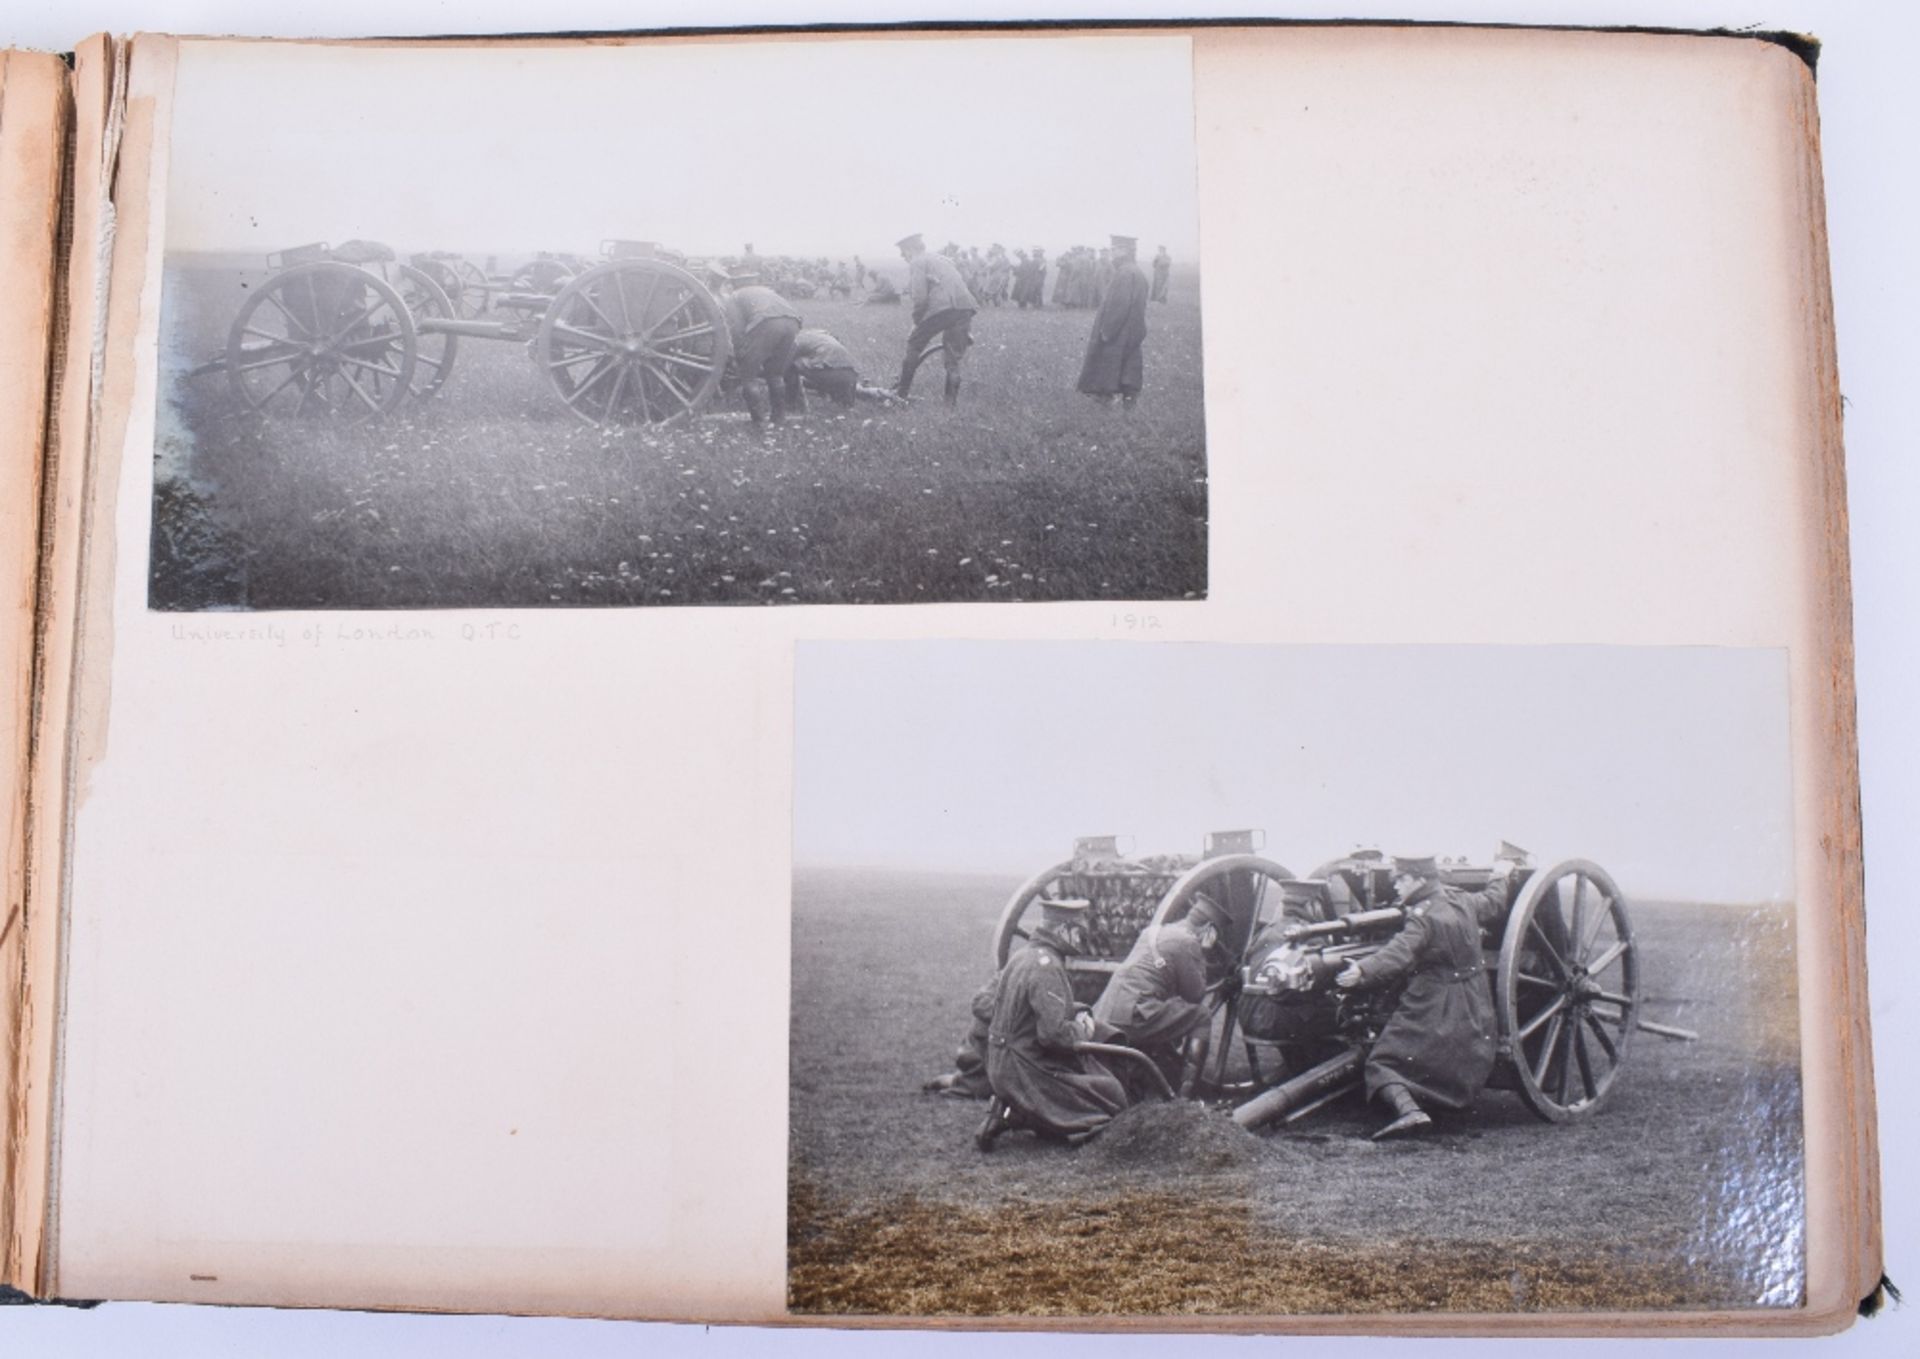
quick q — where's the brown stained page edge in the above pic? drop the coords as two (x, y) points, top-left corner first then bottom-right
(1789, 39), (1881, 1307)
(1, 51), (72, 1297)
(9, 33), (114, 1300)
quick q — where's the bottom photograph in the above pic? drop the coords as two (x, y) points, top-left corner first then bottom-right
(788, 641), (1803, 1317)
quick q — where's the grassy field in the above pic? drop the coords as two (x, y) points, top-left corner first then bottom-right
(151, 264), (1208, 610)
(788, 865), (1805, 1317)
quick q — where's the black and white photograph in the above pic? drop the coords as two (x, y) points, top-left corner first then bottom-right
(789, 641), (1803, 1315)
(149, 35), (1207, 610)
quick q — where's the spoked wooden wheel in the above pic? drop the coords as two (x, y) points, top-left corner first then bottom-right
(992, 860), (1078, 969)
(446, 256), (490, 317)
(225, 262), (416, 423)
(990, 860), (1133, 1006)
(1150, 854), (1296, 961)
(1496, 859), (1639, 1121)
(536, 261), (731, 426)
(389, 264), (459, 398)
(1150, 855), (1296, 1100)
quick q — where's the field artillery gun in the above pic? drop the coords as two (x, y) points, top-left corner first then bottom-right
(194, 239), (731, 428)
(991, 835), (1696, 1131)
(407, 250), (493, 319)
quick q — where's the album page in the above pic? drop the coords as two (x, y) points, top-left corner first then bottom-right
(0, 46), (70, 1292)
(29, 25), (1868, 1331)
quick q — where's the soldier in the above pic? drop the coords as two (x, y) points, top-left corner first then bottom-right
(1334, 855), (1516, 1139)
(893, 232), (979, 405)
(975, 896), (1128, 1150)
(1239, 878), (1337, 988)
(707, 265), (802, 428)
(1091, 896), (1233, 1089)
(1151, 245), (1172, 302)
(1076, 234), (1151, 409)
(1051, 249), (1073, 307)
(1238, 879), (1341, 1049)
(782, 327), (904, 409)
(1093, 247), (1114, 307)
(922, 973), (998, 1099)
(983, 245), (1012, 307)
(1259, 878), (1336, 947)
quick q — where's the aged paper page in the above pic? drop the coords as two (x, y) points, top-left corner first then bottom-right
(37, 26), (1859, 1330)
(0, 47), (69, 1291)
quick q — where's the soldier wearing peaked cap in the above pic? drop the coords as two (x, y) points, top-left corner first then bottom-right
(1335, 854), (1517, 1139)
(894, 232), (979, 406)
(976, 896), (1126, 1150)
(1091, 896), (1234, 1091)
(1077, 233), (1150, 409)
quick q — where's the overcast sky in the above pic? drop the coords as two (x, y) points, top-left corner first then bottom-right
(165, 35), (1200, 261)
(794, 643), (1795, 905)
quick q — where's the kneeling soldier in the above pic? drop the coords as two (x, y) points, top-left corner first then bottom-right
(977, 896), (1127, 1150)
(1335, 854), (1515, 1139)
(1091, 896), (1232, 1091)
(783, 328), (904, 411)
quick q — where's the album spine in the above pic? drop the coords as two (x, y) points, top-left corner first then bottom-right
(0, 45), (78, 1300)
(2, 35), (116, 1300)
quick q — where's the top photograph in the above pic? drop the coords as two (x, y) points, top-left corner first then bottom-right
(150, 33), (1208, 611)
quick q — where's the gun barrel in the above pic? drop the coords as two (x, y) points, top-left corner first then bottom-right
(1231, 1044), (1366, 1129)
(1635, 1019), (1699, 1042)
(1289, 907), (1405, 941)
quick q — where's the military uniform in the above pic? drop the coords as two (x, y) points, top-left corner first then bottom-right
(719, 282), (802, 424)
(924, 975), (999, 1099)
(985, 927), (1126, 1143)
(1092, 917), (1215, 1082)
(1349, 878), (1508, 1110)
(896, 234), (979, 403)
(786, 328), (861, 408)
(1077, 237), (1150, 405)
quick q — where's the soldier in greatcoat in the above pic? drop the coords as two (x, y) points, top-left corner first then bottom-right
(1091, 897), (1232, 1089)
(1335, 855), (1515, 1138)
(1076, 235), (1151, 409)
(975, 896), (1128, 1150)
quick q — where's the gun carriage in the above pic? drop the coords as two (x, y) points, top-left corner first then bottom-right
(195, 239), (732, 428)
(408, 250), (493, 320)
(992, 833), (1694, 1130)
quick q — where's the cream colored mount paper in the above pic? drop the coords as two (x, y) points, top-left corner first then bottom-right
(0, 45), (71, 1300)
(0, 23), (1877, 1333)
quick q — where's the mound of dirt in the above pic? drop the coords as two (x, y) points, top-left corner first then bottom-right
(1089, 1100), (1273, 1171)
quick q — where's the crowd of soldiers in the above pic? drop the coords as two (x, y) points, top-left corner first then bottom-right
(927, 854), (1517, 1149)
(720, 240), (1177, 312)
(705, 231), (1173, 424)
